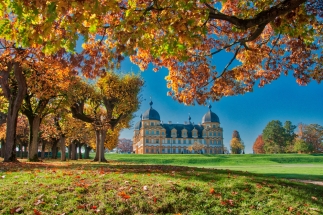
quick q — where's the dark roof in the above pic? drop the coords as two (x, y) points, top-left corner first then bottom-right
(142, 100), (161, 121)
(161, 123), (204, 138)
(142, 107), (160, 121)
(202, 105), (220, 123)
(134, 121), (142, 130)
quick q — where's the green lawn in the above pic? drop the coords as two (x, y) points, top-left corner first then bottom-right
(105, 153), (323, 180)
(0, 154), (322, 214)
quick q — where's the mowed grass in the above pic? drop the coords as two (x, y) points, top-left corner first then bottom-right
(0, 156), (322, 215)
(106, 154), (323, 180)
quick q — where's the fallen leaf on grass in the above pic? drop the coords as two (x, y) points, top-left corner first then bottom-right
(118, 191), (131, 200)
(143, 185), (148, 191)
(210, 188), (215, 194)
(77, 205), (85, 209)
(34, 200), (45, 206)
(311, 196), (317, 201)
(10, 207), (23, 214)
(33, 209), (41, 215)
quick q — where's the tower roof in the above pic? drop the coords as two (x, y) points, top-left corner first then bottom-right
(142, 100), (160, 121)
(202, 105), (220, 123)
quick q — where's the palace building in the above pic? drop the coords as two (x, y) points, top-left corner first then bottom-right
(133, 101), (224, 154)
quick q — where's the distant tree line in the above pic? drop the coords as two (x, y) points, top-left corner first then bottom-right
(253, 120), (323, 154)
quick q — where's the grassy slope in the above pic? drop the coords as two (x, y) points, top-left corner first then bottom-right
(105, 154), (323, 180)
(0, 160), (322, 215)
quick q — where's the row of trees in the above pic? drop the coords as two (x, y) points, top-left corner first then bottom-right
(0, 66), (143, 162)
(253, 120), (323, 154)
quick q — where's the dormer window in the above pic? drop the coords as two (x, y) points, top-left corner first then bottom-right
(192, 129), (198, 138)
(182, 129), (188, 138)
(171, 128), (177, 138)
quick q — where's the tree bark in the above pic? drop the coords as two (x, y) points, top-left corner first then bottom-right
(51, 139), (58, 159)
(60, 136), (66, 161)
(78, 143), (83, 159)
(2, 62), (27, 162)
(93, 129), (107, 162)
(0, 139), (5, 158)
(27, 115), (41, 161)
(68, 144), (72, 159)
(84, 145), (91, 159)
(41, 140), (46, 159)
(70, 141), (77, 160)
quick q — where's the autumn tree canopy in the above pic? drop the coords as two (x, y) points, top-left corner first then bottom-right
(1, 0), (322, 104)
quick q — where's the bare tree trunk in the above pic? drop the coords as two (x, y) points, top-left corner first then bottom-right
(51, 139), (58, 159)
(93, 129), (107, 162)
(84, 145), (91, 159)
(27, 115), (42, 161)
(3, 63), (27, 162)
(41, 140), (46, 159)
(71, 141), (77, 160)
(78, 143), (83, 159)
(0, 139), (5, 158)
(60, 136), (66, 161)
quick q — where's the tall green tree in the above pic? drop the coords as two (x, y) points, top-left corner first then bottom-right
(263, 120), (286, 153)
(283, 121), (297, 152)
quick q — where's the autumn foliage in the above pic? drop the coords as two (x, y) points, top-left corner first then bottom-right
(253, 135), (265, 154)
(1, 0), (322, 105)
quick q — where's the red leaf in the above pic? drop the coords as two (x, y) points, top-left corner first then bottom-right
(33, 209), (41, 215)
(209, 188), (215, 194)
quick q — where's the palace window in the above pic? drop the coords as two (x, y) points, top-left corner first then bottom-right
(162, 131), (164, 135)
(151, 130), (154, 135)
(156, 130), (160, 135)
(146, 139), (149, 143)
(213, 132), (216, 136)
(145, 130), (149, 135)
(150, 122), (154, 126)
(156, 139), (159, 144)
(183, 139), (186, 144)
(146, 149), (149, 153)
(167, 139), (170, 144)
(209, 132), (212, 136)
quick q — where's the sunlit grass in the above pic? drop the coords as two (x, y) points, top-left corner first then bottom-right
(0, 159), (322, 215)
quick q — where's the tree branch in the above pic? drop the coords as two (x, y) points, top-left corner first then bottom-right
(208, 0), (307, 30)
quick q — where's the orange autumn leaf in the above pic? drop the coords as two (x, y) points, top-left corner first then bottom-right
(33, 209), (41, 215)
(209, 188), (215, 194)
(118, 191), (131, 200)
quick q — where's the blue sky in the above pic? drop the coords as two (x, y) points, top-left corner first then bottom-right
(119, 58), (323, 153)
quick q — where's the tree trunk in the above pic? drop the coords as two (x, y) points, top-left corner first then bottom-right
(78, 143), (83, 159)
(93, 129), (107, 162)
(41, 140), (46, 160)
(71, 141), (77, 160)
(60, 136), (66, 161)
(27, 115), (41, 161)
(68, 144), (72, 159)
(3, 63), (27, 162)
(19, 143), (23, 159)
(51, 139), (58, 159)
(0, 139), (5, 158)
(84, 145), (91, 159)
